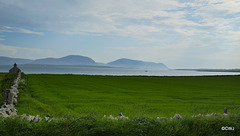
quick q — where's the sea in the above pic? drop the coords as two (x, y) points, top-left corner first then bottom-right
(0, 64), (240, 76)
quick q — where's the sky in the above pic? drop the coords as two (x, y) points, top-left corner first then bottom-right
(0, 0), (240, 69)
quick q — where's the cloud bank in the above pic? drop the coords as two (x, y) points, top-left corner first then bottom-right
(0, 44), (56, 59)
(0, 0), (239, 68)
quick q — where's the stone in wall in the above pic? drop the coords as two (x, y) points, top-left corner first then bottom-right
(6, 93), (14, 105)
(13, 98), (17, 103)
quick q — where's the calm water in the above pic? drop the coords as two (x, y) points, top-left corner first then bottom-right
(1, 64), (240, 76)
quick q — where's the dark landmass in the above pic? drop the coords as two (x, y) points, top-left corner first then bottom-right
(0, 56), (33, 65)
(177, 69), (240, 73)
(31, 55), (96, 65)
(0, 56), (168, 69)
(108, 58), (168, 69)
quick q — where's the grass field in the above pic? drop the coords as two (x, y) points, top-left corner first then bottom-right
(1, 114), (239, 136)
(0, 73), (6, 87)
(0, 73), (17, 103)
(0, 73), (5, 99)
(16, 74), (240, 119)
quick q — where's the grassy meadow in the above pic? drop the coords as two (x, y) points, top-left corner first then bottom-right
(0, 73), (6, 87)
(16, 74), (240, 118)
(0, 73), (6, 78)
(0, 114), (239, 136)
(0, 73), (239, 135)
(0, 73), (17, 103)
(0, 73), (5, 101)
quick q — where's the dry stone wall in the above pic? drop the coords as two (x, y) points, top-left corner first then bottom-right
(0, 72), (21, 117)
(0, 72), (55, 123)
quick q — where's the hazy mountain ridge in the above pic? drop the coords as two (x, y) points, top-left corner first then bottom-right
(0, 55), (168, 69)
(0, 56), (33, 65)
(31, 55), (96, 65)
(108, 58), (168, 69)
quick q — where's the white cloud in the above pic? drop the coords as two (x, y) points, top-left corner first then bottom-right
(0, 0), (239, 43)
(0, 44), (57, 59)
(199, 0), (240, 14)
(0, 26), (43, 35)
(0, 0), (240, 68)
(0, 1), (186, 39)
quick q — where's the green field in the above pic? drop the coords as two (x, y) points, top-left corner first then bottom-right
(0, 73), (6, 86)
(16, 74), (240, 118)
(0, 73), (5, 97)
(0, 73), (17, 103)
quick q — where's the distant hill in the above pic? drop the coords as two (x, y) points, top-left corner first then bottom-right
(31, 55), (96, 65)
(0, 56), (168, 69)
(177, 69), (240, 73)
(107, 58), (168, 69)
(0, 56), (33, 65)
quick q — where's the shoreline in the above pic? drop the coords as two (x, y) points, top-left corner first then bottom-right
(25, 73), (240, 77)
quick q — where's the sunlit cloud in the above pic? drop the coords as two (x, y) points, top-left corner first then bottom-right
(0, 0), (239, 68)
(0, 0), (239, 42)
(0, 44), (57, 59)
(0, 26), (43, 35)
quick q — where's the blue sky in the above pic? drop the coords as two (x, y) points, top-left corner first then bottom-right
(0, 0), (240, 69)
